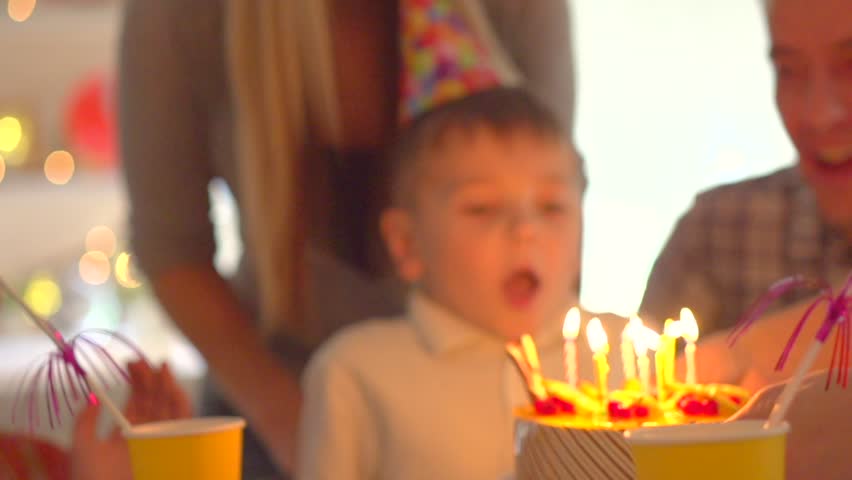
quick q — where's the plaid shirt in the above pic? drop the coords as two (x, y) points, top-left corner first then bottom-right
(640, 167), (852, 335)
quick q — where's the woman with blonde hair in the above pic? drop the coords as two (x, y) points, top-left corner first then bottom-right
(117, 0), (576, 476)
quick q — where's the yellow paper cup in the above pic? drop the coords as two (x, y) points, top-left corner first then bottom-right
(125, 416), (246, 480)
(624, 420), (789, 480)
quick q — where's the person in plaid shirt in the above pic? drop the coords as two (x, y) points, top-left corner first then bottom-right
(640, 0), (852, 338)
(641, 168), (851, 335)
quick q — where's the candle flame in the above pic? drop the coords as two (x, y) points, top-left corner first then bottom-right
(679, 307), (700, 342)
(623, 315), (643, 339)
(563, 307), (581, 339)
(634, 326), (661, 356)
(586, 317), (608, 354)
(663, 318), (682, 338)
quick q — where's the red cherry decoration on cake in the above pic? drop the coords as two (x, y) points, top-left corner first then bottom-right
(683, 400), (704, 415)
(534, 398), (559, 415)
(608, 401), (632, 419)
(677, 394), (705, 416)
(632, 405), (650, 418)
(552, 398), (576, 414)
(534, 397), (575, 415)
(702, 399), (719, 416)
(677, 394), (722, 416)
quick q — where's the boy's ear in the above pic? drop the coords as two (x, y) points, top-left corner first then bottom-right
(380, 208), (424, 283)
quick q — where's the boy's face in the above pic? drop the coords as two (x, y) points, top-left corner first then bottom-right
(382, 127), (582, 340)
(770, 0), (852, 238)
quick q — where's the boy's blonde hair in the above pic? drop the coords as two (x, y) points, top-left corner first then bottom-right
(389, 87), (586, 209)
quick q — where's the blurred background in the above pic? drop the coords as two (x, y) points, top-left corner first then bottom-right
(0, 0), (791, 446)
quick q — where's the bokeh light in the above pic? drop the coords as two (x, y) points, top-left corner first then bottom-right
(115, 252), (142, 289)
(79, 251), (110, 285)
(23, 274), (62, 318)
(0, 116), (23, 152)
(0, 154), (5, 183)
(0, 120), (30, 167)
(44, 150), (75, 185)
(7, 0), (36, 22)
(85, 225), (117, 257)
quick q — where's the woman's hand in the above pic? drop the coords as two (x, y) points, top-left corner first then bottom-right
(71, 360), (192, 480)
(124, 360), (193, 422)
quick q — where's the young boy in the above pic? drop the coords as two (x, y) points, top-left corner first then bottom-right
(296, 87), (627, 480)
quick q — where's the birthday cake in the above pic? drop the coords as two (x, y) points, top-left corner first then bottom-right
(509, 309), (750, 480)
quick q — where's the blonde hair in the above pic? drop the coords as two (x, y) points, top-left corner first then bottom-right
(224, 0), (520, 341)
(225, 0), (341, 340)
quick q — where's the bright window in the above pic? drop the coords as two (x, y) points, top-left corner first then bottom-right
(573, 0), (795, 315)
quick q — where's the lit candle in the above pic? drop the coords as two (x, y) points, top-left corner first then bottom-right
(654, 341), (667, 400)
(506, 343), (532, 388)
(634, 326), (660, 395)
(654, 318), (680, 400)
(562, 307), (581, 388)
(621, 315), (642, 381)
(662, 318), (682, 389)
(506, 335), (549, 400)
(586, 317), (610, 410)
(680, 307), (700, 385)
(520, 334), (548, 400)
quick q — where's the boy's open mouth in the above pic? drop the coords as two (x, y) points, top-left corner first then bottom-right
(503, 269), (540, 309)
(810, 147), (852, 176)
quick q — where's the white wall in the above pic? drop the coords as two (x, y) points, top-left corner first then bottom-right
(573, 0), (795, 315)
